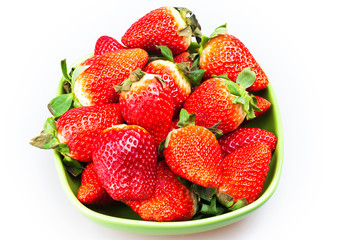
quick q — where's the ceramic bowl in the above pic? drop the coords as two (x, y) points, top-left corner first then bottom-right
(53, 56), (284, 235)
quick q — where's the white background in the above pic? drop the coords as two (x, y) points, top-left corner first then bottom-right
(1, 0), (360, 239)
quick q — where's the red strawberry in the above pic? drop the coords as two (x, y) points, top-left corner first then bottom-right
(94, 35), (126, 55)
(124, 161), (197, 221)
(217, 142), (271, 207)
(77, 162), (116, 205)
(199, 25), (268, 91)
(174, 52), (193, 64)
(163, 110), (223, 188)
(218, 127), (277, 158)
(73, 48), (148, 106)
(254, 96), (271, 118)
(183, 69), (260, 134)
(121, 7), (201, 55)
(56, 103), (122, 162)
(92, 125), (158, 201)
(116, 69), (174, 147)
(144, 60), (191, 112)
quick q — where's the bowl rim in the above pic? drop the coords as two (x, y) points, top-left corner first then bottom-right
(53, 54), (284, 234)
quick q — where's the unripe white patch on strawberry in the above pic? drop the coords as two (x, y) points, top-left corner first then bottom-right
(73, 80), (92, 106)
(168, 7), (191, 43)
(153, 60), (191, 94)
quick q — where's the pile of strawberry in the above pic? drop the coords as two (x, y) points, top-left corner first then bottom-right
(31, 6), (277, 222)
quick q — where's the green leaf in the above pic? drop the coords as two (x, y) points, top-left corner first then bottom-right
(177, 109), (195, 128)
(188, 42), (200, 53)
(71, 64), (91, 87)
(177, 26), (192, 38)
(176, 176), (192, 188)
(30, 134), (59, 149)
(199, 35), (209, 54)
(199, 197), (225, 215)
(157, 45), (174, 62)
(236, 67), (256, 89)
(154, 76), (167, 89)
(174, 7), (191, 19)
(186, 69), (205, 86)
(72, 97), (82, 108)
(223, 80), (241, 97)
(62, 155), (84, 177)
(176, 62), (191, 73)
(190, 183), (217, 202)
(163, 131), (172, 149)
(209, 23), (228, 38)
(43, 117), (57, 136)
(60, 59), (71, 81)
(48, 93), (74, 117)
(55, 143), (70, 153)
(229, 198), (248, 211)
(217, 192), (234, 208)
(158, 139), (166, 152)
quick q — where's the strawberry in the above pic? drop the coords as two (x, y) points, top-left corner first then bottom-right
(77, 162), (116, 205)
(217, 142), (271, 207)
(218, 127), (277, 158)
(174, 52), (193, 64)
(163, 109), (223, 188)
(199, 24), (268, 91)
(73, 48), (148, 106)
(183, 68), (260, 134)
(121, 7), (201, 55)
(116, 69), (174, 147)
(92, 125), (158, 201)
(254, 96), (271, 118)
(31, 103), (122, 162)
(94, 35), (126, 55)
(124, 161), (197, 221)
(144, 59), (191, 112)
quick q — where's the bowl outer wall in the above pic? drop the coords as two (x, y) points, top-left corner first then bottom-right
(52, 54), (284, 235)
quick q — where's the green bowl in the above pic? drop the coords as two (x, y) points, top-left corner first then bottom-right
(53, 56), (284, 235)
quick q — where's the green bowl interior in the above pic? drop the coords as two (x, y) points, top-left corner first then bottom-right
(53, 56), (284, 235)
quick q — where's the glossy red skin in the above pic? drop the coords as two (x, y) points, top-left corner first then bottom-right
(174, 52), (193, 64)
(218, 142), (271, 204)
(124, 161), (197, 222)
(218, 127), (277, 158)
(200, 34), (268, 91)
(164, 126), (223, 188)
(56, 104), (122, 162)
(183, 78), (246, 134)
(144, 60), (191, 112)
(94, 35), (126, 55)
(254, 96), (271, 118)
(76, 48), (148, 106)
(92, 125), (157, 201)
(121, 7), (190, 55)
(119, 76), (174, 147)
(77, 162), (116, 205)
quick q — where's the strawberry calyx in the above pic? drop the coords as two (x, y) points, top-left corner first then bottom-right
(30, 117), (83, 177)
(48, 60), (90, 118)
(174, 7), (202, 43)
(199, 23), (228, 54)
(217, 192), (248, 210)
(176, 176), (224, 217)
(177, 108), (195, 128)
(158, 109), (195, 152)
(219, 68), (261, 120)
(152, 45), (205, 87)
(114, 68), (167, 93)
